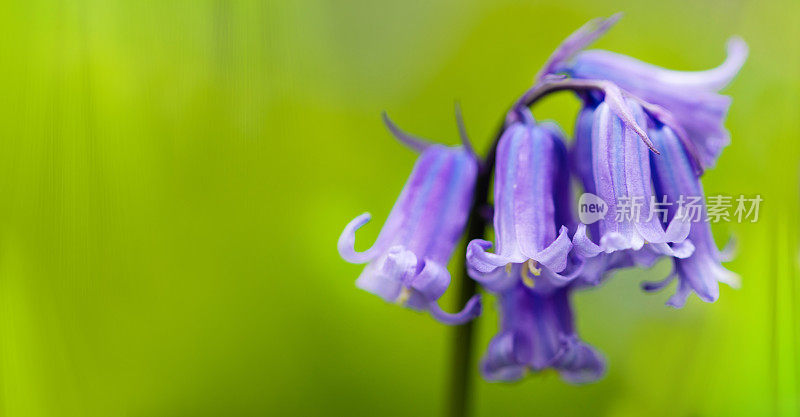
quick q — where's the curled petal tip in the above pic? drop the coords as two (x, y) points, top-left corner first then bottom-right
(696, 35), (748, 91)
(673, 35), (748, 91)
(382, 111), (432, 153)
(428, 294), (482, 325)
(724, 36), (748, 78)
(727, 36), (748, 58)
(466, 239), (512, 273)
(641, 273), (676, 292)
(338, 212), (380, 264)
(719, 270), (742, 289)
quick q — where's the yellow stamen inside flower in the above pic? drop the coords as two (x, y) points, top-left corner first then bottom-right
(505, 263), (513, 274)
(521, 259), (542, 288)
(521, 267), (534, 288)
(528, 259), (542, 276)
(521, 259), (540, 288)
(396, 287), (411, 305)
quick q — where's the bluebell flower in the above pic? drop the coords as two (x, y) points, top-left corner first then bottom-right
(571, 99), (694, 257)
(569, 105), (673, 290)
(336, 14), (746, 387)
(642, 122), (740, 307)
(481, 283), (605, 383)
(466, 109), (576, 292)
(337, 115), (481, 324)
(544, 19), (747, 168)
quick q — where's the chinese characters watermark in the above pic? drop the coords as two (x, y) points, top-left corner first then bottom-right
(578, 193), (762, 225)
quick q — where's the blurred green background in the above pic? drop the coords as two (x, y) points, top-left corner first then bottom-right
(0, 0), (797, 416)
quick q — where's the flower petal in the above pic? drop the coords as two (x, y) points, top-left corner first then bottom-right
(408, 260), (450, 301)
(572, 224), (603, 258)
(571, 107), (597, 194)
(480, 331), (530, 382)
(427, 294), (482, 325)
(468, 264), (519, 293)
(550, 337), (607, 384)
(569, 37), (747, 92)
(355, 247), (418, 303)
(647, 239), (695, 259)
(466, 239), (513, 273)
(531, 226), (573, 273)
(641, 271), (676, 292)
(666, 279), (692, 308)
(649, 123), (738, 304)
(338, 213), (382, 264)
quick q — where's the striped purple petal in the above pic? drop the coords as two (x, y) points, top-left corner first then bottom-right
(571, 100), (690, 257)
(338, 144), (481, 324)
(648, 123), (740, 306)
(467, 109), (575, 290)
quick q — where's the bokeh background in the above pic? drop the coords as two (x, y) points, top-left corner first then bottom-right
(0, 0), (797, 416)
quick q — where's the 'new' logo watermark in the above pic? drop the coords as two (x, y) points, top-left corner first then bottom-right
(578, 193), (608, 224)
(575, 193), (762, 224)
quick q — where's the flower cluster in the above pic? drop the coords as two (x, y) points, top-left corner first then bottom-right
(338, 15), (746, 384)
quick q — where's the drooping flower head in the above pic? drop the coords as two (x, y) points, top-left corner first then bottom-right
(467, 109), (576, 292)
(335, 13), (747, 388)
(541, 15), (747, 168)
(642, 122), (740, 307)
(481, 283), (605, 383)
(571, 98), (693, 257)
(337, 114), (481, 324)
